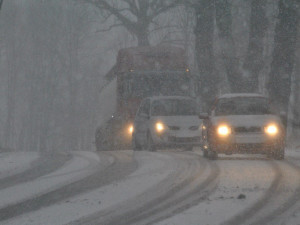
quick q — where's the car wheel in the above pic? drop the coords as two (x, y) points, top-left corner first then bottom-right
(272, 147), (285, 160)
(132, 134), (142, 151)
(203, 149), (208, 158)
(208, 149), (218, 160)
(146, 132), (156, 152)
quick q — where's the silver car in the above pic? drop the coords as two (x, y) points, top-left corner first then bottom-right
(200, 93), (286, 160)
(132, 96), (202, 151)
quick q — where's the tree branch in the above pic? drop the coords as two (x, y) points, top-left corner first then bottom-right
(123, 0), (139, 16)
(149, 0), (181, 21)
(95, 23), (123, 32)
(85, 0), (137, 32)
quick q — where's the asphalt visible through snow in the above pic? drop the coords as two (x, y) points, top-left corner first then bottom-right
(0, 149), (300, 225)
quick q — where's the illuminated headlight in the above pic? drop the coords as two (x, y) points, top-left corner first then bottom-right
(155, 122), (165, 133)
(128, 124), (134, 134)
(264, 124), (278, 136)
(217, 125), (231, 136)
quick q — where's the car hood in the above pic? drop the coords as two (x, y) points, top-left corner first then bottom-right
(152, 116), (201, 128)
(211, 114), (283, 127)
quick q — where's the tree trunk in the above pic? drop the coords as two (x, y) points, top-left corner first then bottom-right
(242, 0), (268, 92)
(194, 0), (216, 110)
(289, 16), (300, 140)
(4, 5), (18, 149)
(215, 0), (242, 93)
(268, 0), (298, 116)
(136, 28), (150, 46)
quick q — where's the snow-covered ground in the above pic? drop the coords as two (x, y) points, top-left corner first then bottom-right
(0, 148), (299, 225)
(0, 151), (39, 179)
(0, 151), (101, 209)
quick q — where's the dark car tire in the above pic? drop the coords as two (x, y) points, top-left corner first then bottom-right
(208, 149), (218, 160)
(272, 147), (285, 160)
(203, 149), (208, 158)
(132, 134), (142, 151)
(146, 132), (156, 152)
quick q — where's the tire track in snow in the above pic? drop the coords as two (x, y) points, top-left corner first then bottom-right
(68, 151), (220, 225)
(0, 152), (71, 190)
(0, 151), (137, 222)
(250, 160), (300, 225)
(223, 159), (300, 225)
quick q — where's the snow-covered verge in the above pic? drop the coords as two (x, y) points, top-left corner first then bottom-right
(0, 151), (39, 179)
(0, 151), (101, 209)
(2, 151), (175, 225)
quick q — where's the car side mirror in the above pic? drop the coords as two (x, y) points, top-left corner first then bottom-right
(199, 112), (209, 120)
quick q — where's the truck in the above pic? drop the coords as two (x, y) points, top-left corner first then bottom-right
(95, 45), (197, 151)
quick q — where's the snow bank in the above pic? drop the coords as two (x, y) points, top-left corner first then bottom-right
(3, 152), (175, 225)
(0, 151), (101, 209)
(0, 152), (39, 179)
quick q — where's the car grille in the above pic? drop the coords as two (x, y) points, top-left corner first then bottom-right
(189, 126), (199, 131)
(234, 126), (262, 133)
(168, 136), (201, 143)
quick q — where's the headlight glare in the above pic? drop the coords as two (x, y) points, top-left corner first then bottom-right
(128, 124), (134, 134)
(217, 125), (231, 136)
(265, 124), (278, 135)
(155, 122), (165, 133)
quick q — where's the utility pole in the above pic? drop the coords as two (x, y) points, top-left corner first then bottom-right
(0, 0), (3, 10)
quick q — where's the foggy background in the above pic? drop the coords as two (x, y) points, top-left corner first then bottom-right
(0, 0), (299, 152)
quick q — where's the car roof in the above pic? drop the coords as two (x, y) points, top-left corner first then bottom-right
(218, 93), (267, 99)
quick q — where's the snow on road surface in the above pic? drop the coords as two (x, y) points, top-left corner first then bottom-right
(0, 151), (39, 179)
(0, 151), (101, 209)
(0, 148), (300, 225)
(157, 156), (277, 225)
(2, 151), (176, 225)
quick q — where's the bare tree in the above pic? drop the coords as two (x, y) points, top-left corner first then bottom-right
(242, 0), (268, 92)
(215, 0), (242, 93)
(288, 7), (300, 140)
(268, 0), (298, 118)
(194, 0), (216, 109)
(85, 0), (181, 46)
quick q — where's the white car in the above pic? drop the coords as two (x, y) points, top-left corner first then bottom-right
(200, 93), (285, 160)
(132, 96), (202, 151)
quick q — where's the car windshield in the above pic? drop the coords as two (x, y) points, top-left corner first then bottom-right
(151, 99), (197, 116)
(215, 97), (271, 116)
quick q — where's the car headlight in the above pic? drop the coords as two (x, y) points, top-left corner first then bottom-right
(155, 122), (165, 133)
(128, 124), (134, 134)
(264, 124), (278, 136)
(217, 125), (231, 136)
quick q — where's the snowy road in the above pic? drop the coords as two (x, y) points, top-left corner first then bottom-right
(0, 149), (299, 225)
